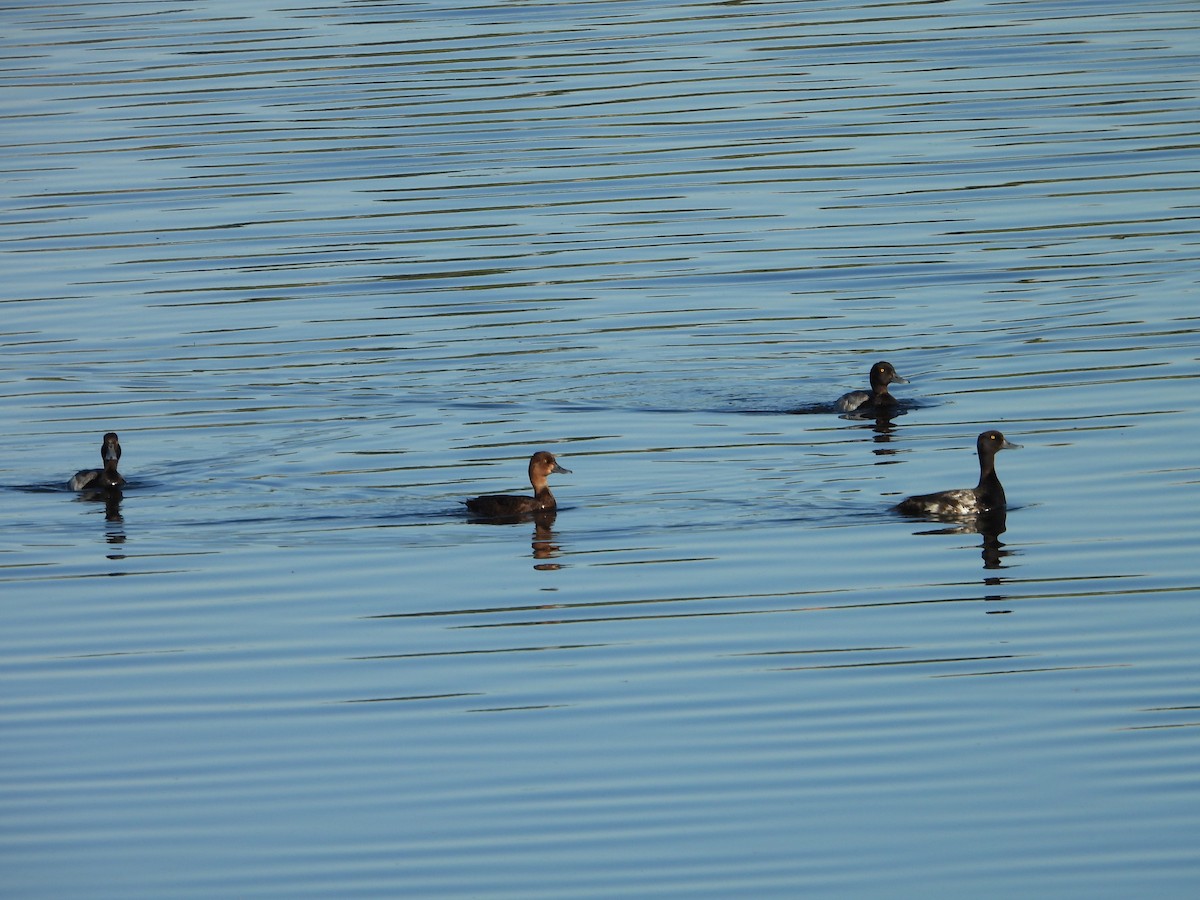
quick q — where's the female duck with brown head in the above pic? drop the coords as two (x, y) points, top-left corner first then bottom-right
(465, 451), (570, 518)
(837, 361), (910, 415)
(896, 430), (1020, 518)
(69, 432), (125, 492)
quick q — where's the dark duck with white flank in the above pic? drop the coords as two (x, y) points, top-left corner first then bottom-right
(69, 432), (125, 492)
(465, 451), (570, 518)
(836, 361), (910, 414)
(896, 430), (1020, 518)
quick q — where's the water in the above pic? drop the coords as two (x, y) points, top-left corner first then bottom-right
(2, 0), (1199, 897)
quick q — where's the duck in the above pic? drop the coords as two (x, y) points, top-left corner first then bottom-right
(836, 361), (909, 414)
(465, 450), (570, 518)
(896, 430), (1019, 518)
(69, 432), (125, 492)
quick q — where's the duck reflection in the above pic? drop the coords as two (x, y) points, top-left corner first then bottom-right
(978, 513), (1008, 571)
(531, 510), (563, 570)
(78, 487), (127, 556)
(909, 510), (1011, 570)
(868, 414), (901, 453)
(841, 404), (907, 423)
(103, 495), (126, 549)
(102, 492), (124, 525)
(841, 407), (906, 457)
(466, 507), (565, 569)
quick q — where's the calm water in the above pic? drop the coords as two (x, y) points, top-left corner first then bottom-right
(3, 0), (1199, 897)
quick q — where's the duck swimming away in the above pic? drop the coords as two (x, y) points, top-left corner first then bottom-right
(465, 451), (570, 518)
(836, 361), (910, 414)
(69, 432), (125, 492)
(896, 430), (1019, 518)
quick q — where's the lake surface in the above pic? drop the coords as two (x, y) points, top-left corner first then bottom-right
(2, 0), (1199, 897)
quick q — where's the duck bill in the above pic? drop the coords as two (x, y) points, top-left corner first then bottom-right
(1001, 439), (1021, 450)
(551, 463), (571, 475)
